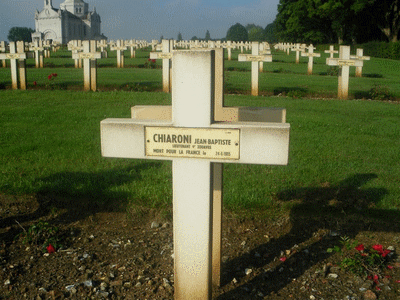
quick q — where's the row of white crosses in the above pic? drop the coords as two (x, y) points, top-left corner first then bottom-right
(101, 48), (290, 299)
(149, 39), (273, 95)
(277, 42), (370, 83)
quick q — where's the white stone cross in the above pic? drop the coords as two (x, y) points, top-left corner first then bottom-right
(291, 43), (303, 64)
(43, 40), (52, 58)
(110, 40), (127, 68)
(68, 40), (84, 68)
(324, 45), (338, 59)
(97, 39), (108, 58)
(0, 41), (7, 68)
(101, 50), (290, 299)
(350, 48), (370, 77)
(301, 44), (321, 75)
(125, 39), (137, 58)
(326, 45), (363, 99)
(238, 41), (273, 96)
(224, 41), (236, 61)
(29, 40), (44, 68)
(150, 39), (173, 93)
(0, 41), (27, 90)
(72, 40), (102, 91)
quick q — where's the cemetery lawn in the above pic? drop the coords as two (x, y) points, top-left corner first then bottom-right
(1, 89), (400, 299)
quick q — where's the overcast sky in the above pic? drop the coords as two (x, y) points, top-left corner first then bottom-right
(0, 0), (280, 42)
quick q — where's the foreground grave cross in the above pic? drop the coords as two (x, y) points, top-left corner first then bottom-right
(238, 41), (272, 96)
(350, 48), (370, 77)
(101, 50), (290, 299)
(150, 39), (173, 93)
(301, 44), (321, 75)
(326, 45), (363, 100)
(129, 48), (286, 288)
(72, 40), (101, 91)
(0, 41), (27, 90)
(29, 40), (44, 68)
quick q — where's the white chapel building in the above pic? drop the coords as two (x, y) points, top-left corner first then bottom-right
(32, 0), (107, 44)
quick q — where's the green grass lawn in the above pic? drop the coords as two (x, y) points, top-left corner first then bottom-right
(0, 46), (399, 219)
(1, 89), (399, 218)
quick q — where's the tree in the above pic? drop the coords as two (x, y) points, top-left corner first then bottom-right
(191, 36), (199, 41)
(7, 27), (34, 42)
(205, 30), (211, 41)
(314, 0), (359, 44)
(177, 32), (183, 41)
(226, 23), (248, 41)
(264, 22), (278, 43)
(248, 27), (265, 41)
(353, 0), (400, 42)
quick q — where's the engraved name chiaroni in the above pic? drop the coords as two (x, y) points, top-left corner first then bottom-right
(153, 134), (192, 143)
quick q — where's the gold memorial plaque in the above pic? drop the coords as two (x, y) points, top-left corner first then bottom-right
(338, 60), (355, 66)
(158, 53), (173, 59)
(145, 127), (240, 160)
(80, 53), (95, 59)
(247, 55), (263, 61)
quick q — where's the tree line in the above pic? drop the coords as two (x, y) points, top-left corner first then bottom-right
(224, 0), (399, 44)
(274, 0), (399, 44)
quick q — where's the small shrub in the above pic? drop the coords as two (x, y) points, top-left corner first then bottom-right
(369, 84), (392, 100)
(16, 220), (63, 253)
(327, 236), (396, 280)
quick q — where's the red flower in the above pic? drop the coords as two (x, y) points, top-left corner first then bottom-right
(387, 265), (394, 270)
(151, 59), (156, 63)
(148, 58), (151, 61)
(52, 73), (58, 77)
(372, 244), (383, 253)
(48, 74), (53, 80)
(46, 244), (55, 254)
(279, 257), (287, 262)
(355, 244), (364, 252)
(33, 81), (37, 86)
(382, 249), (391, 257)
(373, 274), (379, 284)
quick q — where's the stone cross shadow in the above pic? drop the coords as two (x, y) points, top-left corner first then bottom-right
(217, 173), (393, 299)
(0, 163), (160, 244)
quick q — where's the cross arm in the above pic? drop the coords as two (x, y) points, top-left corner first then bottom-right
(0, 53), (26, 60)
(100, 118), (289, 165)
(326, 58), (363, 67)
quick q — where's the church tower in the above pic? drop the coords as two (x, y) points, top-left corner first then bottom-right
(60, 0), (89, 18)
(33, 0), (106, 44)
